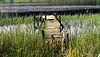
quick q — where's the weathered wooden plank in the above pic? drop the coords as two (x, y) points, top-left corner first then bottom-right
(45, 15), (62, 38)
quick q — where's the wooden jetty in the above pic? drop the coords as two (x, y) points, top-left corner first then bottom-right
(42, 15), (62, 38)
(42, 15), (65, 55)
(33, 14), (67, 56)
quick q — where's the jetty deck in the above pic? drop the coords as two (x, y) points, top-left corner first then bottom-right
(42, 15), (62, 38)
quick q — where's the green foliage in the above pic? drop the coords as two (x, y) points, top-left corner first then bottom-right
(0, 26), (100, 57)
(0, 13), (33, 26)
(0, 13), (100, 57)
(61, 13), (100, 21)
(0, 29), (62, 57)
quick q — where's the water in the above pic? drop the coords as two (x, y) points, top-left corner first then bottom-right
(0, 0), (100, 5)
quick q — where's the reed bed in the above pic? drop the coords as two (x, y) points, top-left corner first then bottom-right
(0, 27), (62, 57)
(0, 13), (33, 26)
(0, 25), (100, 57)
(61, 13), (100, 21)
(61, 13), (100, 35)
(0, 13), (100, 57)
(61, 13), (100, 57)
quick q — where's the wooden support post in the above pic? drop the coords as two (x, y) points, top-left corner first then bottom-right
(45, 14), (47, 20)
(59, 15), (61, 25)
(56, 15), (62, 32)
(33, 14), (35, 25)
(44, 14), (46, 28)
(33, 14), (35, 35)
(42, 14), (46, 40)
(42, 30), (46, 40)
(65, 33), (69, 49)
(42, 30), (45, 39)
(39, 13), (42, 22)
(37, 18), (39, 27)
(42, 30), (46, 57)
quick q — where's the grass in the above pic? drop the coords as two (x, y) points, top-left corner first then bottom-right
(0, 27), (62, 57)
(61, 13), (100, 21)
(60, 13), (100, 28)
(0, 13), (100, 57)
(60, 13), (100, 57)
(0, 13), (100, 26)
(68, 30), (100, 57)
(0, 13), (34, 26)
(0, 25), (100, 57)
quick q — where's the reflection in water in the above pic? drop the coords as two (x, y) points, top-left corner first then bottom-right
(0, 0), (100, 5)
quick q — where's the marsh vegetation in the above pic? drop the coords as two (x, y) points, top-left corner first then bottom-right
(0, 13), (100, 57)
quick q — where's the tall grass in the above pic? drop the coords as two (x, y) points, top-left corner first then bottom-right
(0, 25), (100, 57)
(60, 13), (100, 57)
(0, 13), (100, 57)
(66, 29), (100, 57)
(0, 13), (33, 26)
(0, 27), (62, 57)
(61, 13), (100, 21)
